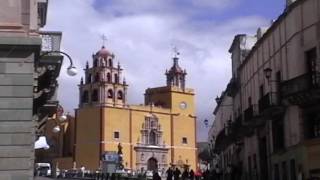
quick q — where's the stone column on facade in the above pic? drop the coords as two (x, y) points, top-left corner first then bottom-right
(0, 37), (42, 180)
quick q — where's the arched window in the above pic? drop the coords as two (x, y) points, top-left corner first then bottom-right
(107, 73), (111, 83)
(95, 73), (100, 82)
(114, 74), (119, 83)
(149, 131), (156, 145)
(109, 59), (113, 67)
(82, 91), (89, 103)
(150, 120), (156, 129)
(102, 59), (106, 67)
(94, 59), (98, 67)
(117, 91), (123, 100)
(92, 89), (98, 102)
(107, 89), (113, 98)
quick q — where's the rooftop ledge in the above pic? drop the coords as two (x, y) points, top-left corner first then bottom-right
(0, 36), (41, 46)
(145, 86), (195, 95)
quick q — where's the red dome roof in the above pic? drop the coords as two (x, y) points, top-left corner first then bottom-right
(97, 46), (111, 57)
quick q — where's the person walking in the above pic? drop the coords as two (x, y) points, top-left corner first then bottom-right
(203, 169), (210, 180)
(153, 171), (161, 180)
(166, 167), (174, 180)
(181, 168), (189, 180)
(194, 168), (202, 180)
(189, 169), (195, 180)
(80, 165), (85, 178)
(174, 167), (181, 180)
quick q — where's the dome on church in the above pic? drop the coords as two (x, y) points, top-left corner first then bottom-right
(96, 46), (111, 57)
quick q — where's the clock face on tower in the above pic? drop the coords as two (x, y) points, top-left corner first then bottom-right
(179, 101), (187, 110)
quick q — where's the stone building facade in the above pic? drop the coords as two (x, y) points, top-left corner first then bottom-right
(209, 0), (320, 179)
(0, 1), (66, 179)
(0, 1), (47, 179)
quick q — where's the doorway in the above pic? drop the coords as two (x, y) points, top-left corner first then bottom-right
(147, 157), (158, 171)
(259, 137), (269, 180)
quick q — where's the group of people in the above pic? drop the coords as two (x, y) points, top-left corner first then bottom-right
(164, 167), (205, 180)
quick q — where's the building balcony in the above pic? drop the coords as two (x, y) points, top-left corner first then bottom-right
(213, 128), (227, 153)
(234, 113), (242, 124)
(214, 119), (249, 153)
(280, 73), (320, 105)
(243, 104), (259, 123)
(258, 92), (284, 117)
(135, 143), (168, 150)
(34, 31), (63, 117)
(231, 114), (249, 137)
(40, 31), (62, 52)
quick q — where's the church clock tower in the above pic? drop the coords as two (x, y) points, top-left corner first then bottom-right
(79, 46), (128, 107)
(144, 50), (195, 115)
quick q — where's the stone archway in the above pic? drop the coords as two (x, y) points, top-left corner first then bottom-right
(147, 157), (158, 171)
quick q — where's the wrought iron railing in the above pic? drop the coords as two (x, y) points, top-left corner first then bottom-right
(234, 113), (242, 124)
(40, 31), (62, 52)
(258, 92), (279, 113)
(243, 104), (259, 122)
(280, 72), (320, 98)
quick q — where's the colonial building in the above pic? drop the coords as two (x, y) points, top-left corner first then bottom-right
(209, 0), (320, 179)
(73, 46), (197, 171)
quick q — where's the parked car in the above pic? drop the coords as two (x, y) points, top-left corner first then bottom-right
(35, 163), (51, 177)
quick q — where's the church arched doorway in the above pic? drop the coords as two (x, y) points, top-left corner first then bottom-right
(147, 157), (158, 171)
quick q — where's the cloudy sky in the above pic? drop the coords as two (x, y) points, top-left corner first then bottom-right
(43, 0), (285, 141)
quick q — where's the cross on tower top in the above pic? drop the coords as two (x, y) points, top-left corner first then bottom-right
(173, 46), (180, 58)
(101, 34), (107, 46)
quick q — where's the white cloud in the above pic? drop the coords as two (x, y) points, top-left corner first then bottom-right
(191, 0), (238, 9)
(43, 0), (269, 141)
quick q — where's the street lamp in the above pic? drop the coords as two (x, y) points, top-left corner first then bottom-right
(263, 67), (281, 106)
(40, 50), (77, 76)
(52, 105), (70, 133)
(59, 115), (67, 122)
(52, 114), (69, 133)
(263, 67), (272, 81)
(52, 126), (61, 133)
(204, 119), (209, 128)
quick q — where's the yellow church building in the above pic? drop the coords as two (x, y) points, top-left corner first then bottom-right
(74, 45), (197, 172)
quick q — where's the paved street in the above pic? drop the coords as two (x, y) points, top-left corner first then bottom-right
(34, 177), (95, 180)
(35, 177), (54, 180)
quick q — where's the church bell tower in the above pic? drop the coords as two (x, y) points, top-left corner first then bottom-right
(165, 51), (187, 91)
(79, 46), (128, 107)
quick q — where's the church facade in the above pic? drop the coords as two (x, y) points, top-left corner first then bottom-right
(74, 46), (197, 171)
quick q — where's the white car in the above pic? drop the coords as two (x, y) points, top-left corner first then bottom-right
(35, 163), (51, 176)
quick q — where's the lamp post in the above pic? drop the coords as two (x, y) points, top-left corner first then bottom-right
(52, 114), (69, 133)
(204, 119), (209, 128)
(263, 67), (277, 105)
(40, 50), (77, 76)
(263, 68), (272, 81)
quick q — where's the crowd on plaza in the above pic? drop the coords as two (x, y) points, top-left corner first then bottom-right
(163, 167), (221, 180)
(37, 166), (220, 180)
